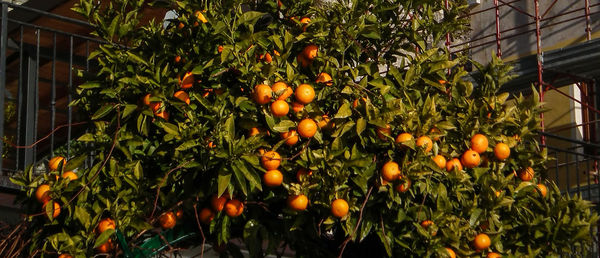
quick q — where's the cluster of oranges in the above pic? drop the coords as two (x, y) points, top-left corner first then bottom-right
(34, 156), (79, 220)
(197, 194), (245, 224)
(95, 218), (116, 253)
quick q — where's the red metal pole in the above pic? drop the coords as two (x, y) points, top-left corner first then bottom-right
(535, 0), (545, 145)
(494, 0), (502, 57)
(585, 0), (592, 41)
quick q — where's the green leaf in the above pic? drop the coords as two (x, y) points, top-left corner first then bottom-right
(126, 51), (149, 67)
(92, 105), (115, 120)
(64, 154), (88, 171)
(93, 229), (115, 248)
(356, 118), (366, 135)
(218, 171), (231, 197)
(273, 120), (296, 133)
(159, 122), (179, 136)
(224, 115), (235, 144)
(334, 103), (352, 119)
(234, 160), (262, 192)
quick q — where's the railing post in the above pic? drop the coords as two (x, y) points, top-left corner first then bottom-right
(17, 45), (38, 170)
(0, 3), (9, 174)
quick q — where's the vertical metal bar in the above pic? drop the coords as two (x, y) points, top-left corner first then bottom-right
(494, 0), (502, 57)
(566, 153), (571, 194)
(585, 0), (592, 41)
(534, 0), (545, 146)
(586, 158), (591, 201)
(0, 3), (8, 174)
(554, 151), (559, 188)
(16, 25), (23, 168)
(575, 153), (581, 196)
(67, 36), (73, 158)
(51, 33), (56, 157)
(34, 29), (40, 167)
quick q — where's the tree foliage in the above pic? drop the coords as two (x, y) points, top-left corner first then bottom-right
(10, 0), (597, 257)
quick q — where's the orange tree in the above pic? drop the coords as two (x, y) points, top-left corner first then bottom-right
(9, 0), (598, 257)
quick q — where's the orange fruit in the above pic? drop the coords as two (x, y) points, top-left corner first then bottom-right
(432, 155), (446, 169)
(271, 100), (290, 117)
(318, 115), (335, 130)
(174, 91), (190, 105)
(259, 53), (273, 63)
(291, 101), (304, 113)
(381, 161), (401, 182)
(297, 54), (312, 68)
(96, 239), (114, 253)
(302, 44), (318, 60)
(211, 194), (228, 212)
(58, 254), (73, 258)
(461, 149), (481, 168)
(155, 111), (169, 120)
(446, 158), (463, 172)
(395, 178), (411, 192)
(224, 199), (244, 217)
(195, 11), (208, 23)
(143, 94), (153, 106)
(473, 233), (491, 251)
(487, 252), (502, 258)
(519, 167), (534, 181)
(261, 151), (281, 170)
(179, 72), (194, 89)
(288, 195), (308, 211)
(537, 183), (547, 197)
(494, 143), (510, 160)
(416, 136), (433, 153)
(300, 17), (311, 24)
(376, 125), (391, 140)
(298, 119), (318, 138)
(495, 190), (502, 197)
(248, 127), (268, 137)
(445, 247), (456, 258)
(43, 201), (61, 218)
(420, 220), (437, 236)
(49, 156), (65, 171)
(331, 199), (349, 218)
(97, 218), (116, 233)
(316, 72), (333, 86)
(149, 101), (163, 112)
(296, 168), (312, 181)
(35, 184), (51, 203)
(263, 170), (283, 187)
(174, 55), (182, 63)
(272, 81), (293, 100)
(395, 133), (413, 144)
(217, 45), (224, 53)
(439, 80), (447, 84)
(175, 209), (183, 219)
(177, 22), (185, 29)
(159, 211), (176, 229)
(429, 127), (441, 141)
(254, 84), (272, 105)
(352, 98), (364, 108)
(273, 50), (280, 56)
(295, 84), (315, 104)
(61, 171), (78, 181)
(281, 130), (299, 146)
(208, 141), (216, 148)
(471, 134), (489, 154)
(199, 207), (215, 225)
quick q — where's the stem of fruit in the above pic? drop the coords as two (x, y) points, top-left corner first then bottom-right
(193, 203), (206, 258)
(150, 160), (193, 219)
(337, 186), (374, 258)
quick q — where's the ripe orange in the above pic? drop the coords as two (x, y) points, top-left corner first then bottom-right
(494, 143), (510, 160)
(446, 158), (463, 172)
(445, 247), (456, 258)
(315, 72), (333, 86)
(143, 94), (153, 106)
(295, 84), (315, 104)
(432, 155), (446, 169)
(211, 194), (228, 212)
(271, 100), (289, 117)
(395, 178), (411, 192)
(174, 91), (190, 105)
(291, 101), (304, 113)
(381, 161), (401, 182)
(43, 201), (61, 218)
(300, 17), (311, 26)
(471, 134), (488, 154)
(179, 72), (194, 89)
(537, 183), (547, 197)
(263, 170), (283, 187)
(97, 218), (116, 233)
(261, 151), (281, 170)
(224, 199), (244, 217)
(217, 45), (224, 53)
(487, 252), (502, 258)
(352, 97), (367, 108)
(149, 101), (163, 112)
(474, 233), (491, 251)
(58, 254), (73, 258)
(288, 195), (308, 211)
(177, 22), (185, 30)
(259, 53), (273, 63)
(302, 44), (318, 60)
(49, 156), (65, 171)
(298, 119), (317, 138)
(297, 54), (311, 68)
(331, 199), (349, 218)
(376, 125), (391, 140)
(174, 55), (182, 63)
(461, 149), (481, 168)
(175, 209), (183, 219)
(61, 171), (78, 181)
(195, 11), (208, 23)
(155, 111), (169, 120)
(420, 220), (437, 236)
(271, 81), (293, 100)
(199, 207), (215, 225)
(273, 50), (280, 56)
(254, 84), (273, 105)
(416, 136), (433, 153)
(519, 167), (534, 181)
(429, 127), (441, 141)
(395, 132), (413, 144)
(35, 184), (51, 203)
(281, 130), (299, 146)
(96, 239), (114, 253)
(296, 168), (312, 181)
(159, 211), (176, 229)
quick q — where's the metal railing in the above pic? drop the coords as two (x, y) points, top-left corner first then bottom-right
(0, 1), (103, 189)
